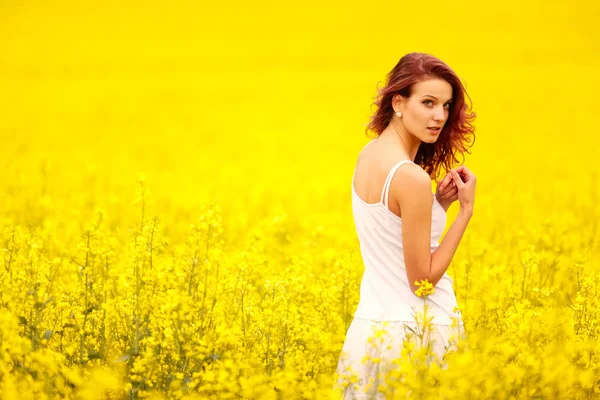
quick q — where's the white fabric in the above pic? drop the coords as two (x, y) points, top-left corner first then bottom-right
(334, 139), (465, 398)
(335, 318), (466, 399)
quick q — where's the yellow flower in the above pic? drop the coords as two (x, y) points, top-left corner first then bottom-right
(414, 279), (435, 297)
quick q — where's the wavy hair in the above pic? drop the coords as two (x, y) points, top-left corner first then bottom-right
(365, 52), (476, 180)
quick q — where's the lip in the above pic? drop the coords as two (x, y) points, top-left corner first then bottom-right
(427, 127), (441, 134)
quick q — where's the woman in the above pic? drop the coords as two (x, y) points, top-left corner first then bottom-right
(334, 52), (477, 398)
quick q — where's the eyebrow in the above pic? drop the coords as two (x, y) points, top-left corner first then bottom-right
(422, 94), (453, 102)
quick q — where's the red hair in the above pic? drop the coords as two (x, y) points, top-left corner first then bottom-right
(365, 52), (476, 180)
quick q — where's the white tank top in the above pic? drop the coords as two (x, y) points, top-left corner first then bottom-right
(351, 139), (462, 325)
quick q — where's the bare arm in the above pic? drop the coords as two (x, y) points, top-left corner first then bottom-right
(394, 165), (471, 294)
(394, 165), (436, 294)
(436, 194), (451, 213)
(429, 208), (471, 287)
(430, 167), (475, 286)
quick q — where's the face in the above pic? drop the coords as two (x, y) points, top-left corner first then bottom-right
(393, 78), (453, 143)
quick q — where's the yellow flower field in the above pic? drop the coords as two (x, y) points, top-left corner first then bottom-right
(1, 0), (600, 398)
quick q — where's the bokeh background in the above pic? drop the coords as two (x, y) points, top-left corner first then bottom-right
(1, 0), (600, 398)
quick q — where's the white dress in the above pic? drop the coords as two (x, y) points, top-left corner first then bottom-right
(334, 139), (465, 398)
(334, 318), (466, 399)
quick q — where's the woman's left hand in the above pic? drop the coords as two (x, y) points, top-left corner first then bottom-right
(435, 169), (460, 211)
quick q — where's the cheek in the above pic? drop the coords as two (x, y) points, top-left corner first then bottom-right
(404, 114), (426, 133)
(410, 107), (430, 123)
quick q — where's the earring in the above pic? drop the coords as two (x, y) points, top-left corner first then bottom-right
(396, 111), (402, 117)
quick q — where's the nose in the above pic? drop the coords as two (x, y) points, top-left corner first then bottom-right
(433, 106), (446, 122)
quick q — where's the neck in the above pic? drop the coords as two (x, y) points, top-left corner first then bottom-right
(381, 120), (421, 162)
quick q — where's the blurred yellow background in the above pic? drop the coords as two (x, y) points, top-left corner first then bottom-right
(2, 0), (598, 230)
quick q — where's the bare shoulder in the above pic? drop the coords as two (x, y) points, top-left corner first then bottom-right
(391, 162), (431, 189)
(389, 162), (433, 210)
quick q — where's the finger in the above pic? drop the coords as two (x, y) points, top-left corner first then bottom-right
(442, 186), (458, 199)
(439, 175), (450, 191)
(450, 170), (465, 188)
(455, 165), (467, 180)
(457, 165), (472, 181)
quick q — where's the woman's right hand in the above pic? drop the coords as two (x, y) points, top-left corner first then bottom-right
(449, 166), (476, 213)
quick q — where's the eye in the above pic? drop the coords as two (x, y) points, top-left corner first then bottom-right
(423, 99), (452, 108)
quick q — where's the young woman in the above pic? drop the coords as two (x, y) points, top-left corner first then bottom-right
(334, 52), (477, 398)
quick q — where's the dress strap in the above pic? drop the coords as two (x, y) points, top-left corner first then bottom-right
(380, 160), (414, 206)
